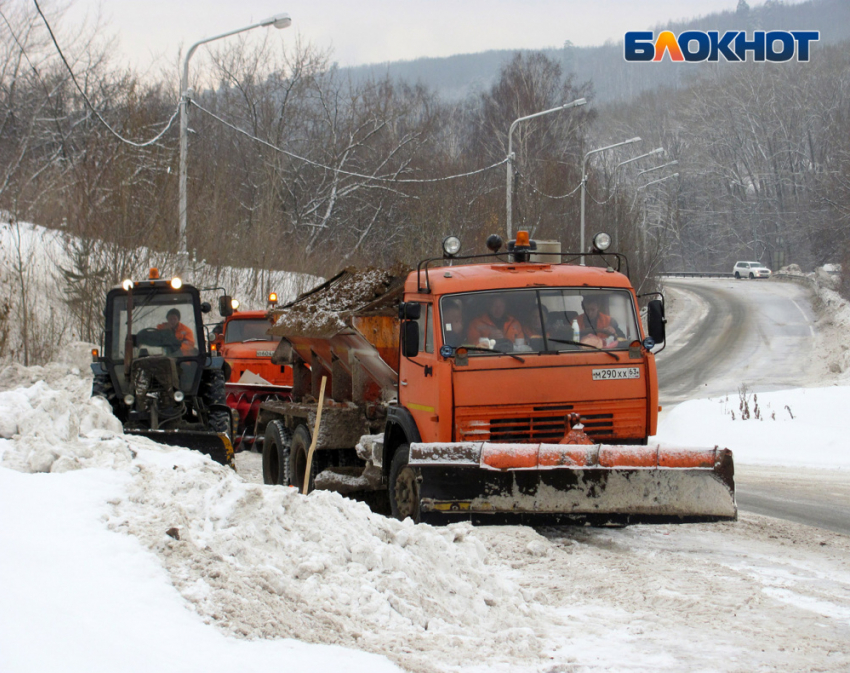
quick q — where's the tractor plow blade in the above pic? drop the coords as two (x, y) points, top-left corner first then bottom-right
(126, 429), (234, 467)
(409, 442), (736, 525)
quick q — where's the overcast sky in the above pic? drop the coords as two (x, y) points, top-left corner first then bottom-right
(65, 0), (809, 72)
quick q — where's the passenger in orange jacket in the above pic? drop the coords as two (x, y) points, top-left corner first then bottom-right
(467, 295), (525, 344)
(157, 308), (196, 355)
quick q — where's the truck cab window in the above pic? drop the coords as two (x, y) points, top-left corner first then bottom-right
(440, 288), (640, 356)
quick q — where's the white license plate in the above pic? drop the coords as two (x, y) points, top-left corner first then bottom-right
(256, 350), (275, 357)
(592, 367), (640, 381)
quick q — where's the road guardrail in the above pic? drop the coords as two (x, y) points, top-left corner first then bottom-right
(659, 272), (735, 278)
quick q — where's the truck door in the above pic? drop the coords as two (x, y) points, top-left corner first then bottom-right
(399, 302), (441, 443)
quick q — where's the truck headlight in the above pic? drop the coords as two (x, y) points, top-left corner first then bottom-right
(123, 394), (135, 406)
(174, 390), (185, 402)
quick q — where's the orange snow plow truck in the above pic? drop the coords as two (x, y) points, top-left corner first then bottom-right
(259, 231), (737, 525)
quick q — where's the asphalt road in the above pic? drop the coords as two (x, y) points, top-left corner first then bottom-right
(657, 278), (850, 535)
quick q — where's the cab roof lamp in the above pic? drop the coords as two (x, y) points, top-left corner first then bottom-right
(231, 298), (240, 310)
(442, 236), (461, 257)
(170, 276), (183, 289)
(515, 230), (531, 248)
(149, 268), (160, 279)
(593, 232), (612, 252)
(121, 278), (134, 291)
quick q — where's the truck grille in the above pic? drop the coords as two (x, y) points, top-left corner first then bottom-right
(456, 401), (643, 443)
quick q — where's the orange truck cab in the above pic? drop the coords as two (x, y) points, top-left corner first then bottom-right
(261, 232), (736, 525)
(218, 309), (293, 450)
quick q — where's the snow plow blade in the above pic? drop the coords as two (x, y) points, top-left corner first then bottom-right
(409, 442), (736, 525)
(125, 429), (234, 467)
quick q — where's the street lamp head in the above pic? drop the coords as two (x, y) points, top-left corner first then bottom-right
(261, 13), (292, 29)
(651, 147), (665, 155)
(627, 137), (642, 144)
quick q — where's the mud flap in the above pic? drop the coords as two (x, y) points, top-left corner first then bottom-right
(409, 442), (736, 525)
(126, 429), (234, 467)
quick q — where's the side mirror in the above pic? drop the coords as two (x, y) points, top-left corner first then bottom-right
(401, 320), (420, 358)
(200, 301), (212, 314)
(647, 299), (666, 344)
(219, 295), (234, 317)
(398, 302), (422, 320)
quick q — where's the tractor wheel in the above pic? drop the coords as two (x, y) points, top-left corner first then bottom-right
(263, 421), (292, 486)
(92, 373), (119, 415)
(389, 444), (420, 523)
(202, 369), (230, 438)
(289, 424), (316, 493)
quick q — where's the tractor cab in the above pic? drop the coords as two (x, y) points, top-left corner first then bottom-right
(91, 269), (236, 465)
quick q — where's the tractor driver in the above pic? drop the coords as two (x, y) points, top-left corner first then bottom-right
(467, 294), (525, 345)
(577, 295), (624, 343)
(157, 308), (196, 355)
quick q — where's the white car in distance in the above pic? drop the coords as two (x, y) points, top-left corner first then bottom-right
(733, 261), (772, 279)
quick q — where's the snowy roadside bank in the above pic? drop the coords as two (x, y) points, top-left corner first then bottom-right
(3, 362), (850, 672)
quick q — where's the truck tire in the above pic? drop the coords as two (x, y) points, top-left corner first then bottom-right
(289, 424), (316, 493)
(263, 420), (292, 486)
(202, 369), (230, 438)
(389, 444), (420, 523)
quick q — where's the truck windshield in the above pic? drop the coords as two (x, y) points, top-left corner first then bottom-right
(225, 319), (281, 343)
(439, 288), (641, 355)
(110, 292), (201, 360)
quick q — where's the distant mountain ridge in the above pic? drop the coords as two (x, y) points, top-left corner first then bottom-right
(341, 0), (850, 104)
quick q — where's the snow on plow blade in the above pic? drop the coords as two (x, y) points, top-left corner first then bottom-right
(409, 442), (736, 525)
(125, 429), (234, 467)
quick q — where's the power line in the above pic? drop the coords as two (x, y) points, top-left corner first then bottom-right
(33, 0), (179, 148)
(190, 99), (508, 184)
(517, 171), (582, 200)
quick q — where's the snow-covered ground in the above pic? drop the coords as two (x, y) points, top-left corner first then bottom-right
(2, 347), (850, 671)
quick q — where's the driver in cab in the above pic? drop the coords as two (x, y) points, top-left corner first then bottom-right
(157, 308), (196, 355)
(577, 295), (622, 347)
(467, 295), (525, 345)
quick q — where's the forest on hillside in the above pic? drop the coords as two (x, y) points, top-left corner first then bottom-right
(0, 0), (849, 363)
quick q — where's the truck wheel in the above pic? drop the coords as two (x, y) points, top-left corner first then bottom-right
(263, 421), (292, 486)
(389, 444), (420, 523)
(289, 425), (316, 493)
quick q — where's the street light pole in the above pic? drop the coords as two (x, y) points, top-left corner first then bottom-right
(178, 13), (292, 275)
(635, 172), (679, 254)
(506, 97), (586, 240)
(580, 137), (641, 264)
(637, 160), (678, 178)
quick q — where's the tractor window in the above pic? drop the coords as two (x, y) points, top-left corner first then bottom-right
(110, 292), (201, 362)
(439, 288), (640, 356)
(225, 319), (281, 343)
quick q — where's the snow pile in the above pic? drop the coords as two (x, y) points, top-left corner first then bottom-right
(1, 367), (548, 672)
(655, 386), (850, 469)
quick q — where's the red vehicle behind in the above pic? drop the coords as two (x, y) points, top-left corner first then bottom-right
(215, 306), (292, 450)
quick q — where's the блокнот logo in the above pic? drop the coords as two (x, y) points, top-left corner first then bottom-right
(624, 30), (819, 62)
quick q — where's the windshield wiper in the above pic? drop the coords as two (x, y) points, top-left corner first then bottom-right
(463, 345), (525, 363)
(548, 338), (620, 361)
(242, 338), (273, 343)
